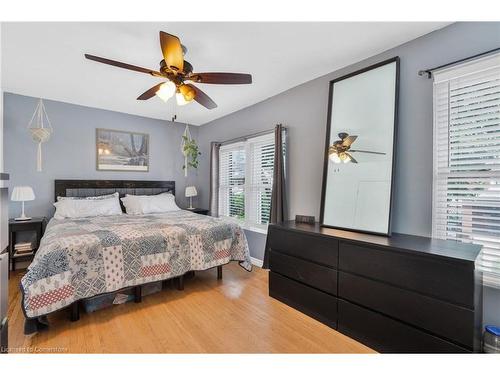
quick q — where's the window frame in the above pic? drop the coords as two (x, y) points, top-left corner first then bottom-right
(431, 52), (500, 288)
(218, 129), (286, 234)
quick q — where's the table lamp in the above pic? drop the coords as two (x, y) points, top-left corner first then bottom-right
(185, 186), (197, 210)
(11, 186), (35, 221)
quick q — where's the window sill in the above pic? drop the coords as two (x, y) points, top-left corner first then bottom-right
(218, 216), (269, 235)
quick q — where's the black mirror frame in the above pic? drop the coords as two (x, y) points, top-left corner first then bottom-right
(319, 56), (400, 237)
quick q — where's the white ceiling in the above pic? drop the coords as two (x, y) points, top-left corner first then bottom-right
(1, 22), (450, 125)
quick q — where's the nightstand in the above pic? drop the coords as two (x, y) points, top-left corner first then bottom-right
(188, 208), (209, 216)
(9, 217), (47, 272)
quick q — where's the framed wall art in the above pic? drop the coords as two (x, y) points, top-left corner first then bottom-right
(96, 128), (149, 172)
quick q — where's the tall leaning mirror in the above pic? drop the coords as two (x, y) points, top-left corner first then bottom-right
(320, 57), (399, 236)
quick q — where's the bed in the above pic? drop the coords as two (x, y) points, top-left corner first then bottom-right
(20, 180), (251, 333)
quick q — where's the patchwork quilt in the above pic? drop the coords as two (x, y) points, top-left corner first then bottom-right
(20, 210), (251, 319)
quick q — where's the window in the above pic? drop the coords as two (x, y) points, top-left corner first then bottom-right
(218, 131), (283, 232)
(432, 53), (500, 288)
(219, 142), (246, 220)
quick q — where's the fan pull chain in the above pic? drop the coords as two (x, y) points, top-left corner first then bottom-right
(170, 97), (177, 122)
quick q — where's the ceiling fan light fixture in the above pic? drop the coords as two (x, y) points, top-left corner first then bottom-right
(176, 85), (196, 106)
(339, 152), (351, 163)
(179, 84), (196, 101)
(329, 150), (341, 164)
(176, 91), (191, 106)
(155, 81), (176, 102)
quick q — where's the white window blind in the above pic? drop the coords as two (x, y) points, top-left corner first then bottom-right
(219, 142), (246, 220)
(432, 52), (500, 288)
(247, 133), (275, 227)
(218, 131), (281, 232)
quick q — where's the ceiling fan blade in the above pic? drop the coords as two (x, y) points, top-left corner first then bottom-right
(186, 84), (217, 109)
(342, 135), (357, 147)
(137, 83), (164, 100)
(346, 153), (358, 163)
(189, 72), (252, 84)
(183, 60), (193, 74)
(350, 149), (386, 155)
(84, 54), (162, 76)
(159, 31), (184, 72)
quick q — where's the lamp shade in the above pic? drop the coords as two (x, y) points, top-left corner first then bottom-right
(185, 186), (197, 198)
(155, 81), (176, 102)
(11, 186), (35, 202)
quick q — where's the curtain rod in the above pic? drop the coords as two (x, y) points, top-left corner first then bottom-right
(418, 47), (500, 79)
(218, 125), (287, 146)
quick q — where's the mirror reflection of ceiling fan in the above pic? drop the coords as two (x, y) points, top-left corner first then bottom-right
(85, 31), (252, 110)
(328, 132), (386, 164)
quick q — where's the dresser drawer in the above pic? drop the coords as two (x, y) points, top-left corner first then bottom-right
(268, 226), (338, 267)
(270, 250), (337, 295)
(339, 242), (475, 308)
(337, 300), (469, 353)
(269, 272), (337, 329)
(338, 272), (475, 348)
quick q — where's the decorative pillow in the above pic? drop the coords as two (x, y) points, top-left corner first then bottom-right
(57, 192), (119, 201)
(53, 193), (122, 220)
(121, 192), (181, 215)
(120, 195), (143, 215)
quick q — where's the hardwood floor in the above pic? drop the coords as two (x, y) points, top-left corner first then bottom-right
(8, 263), (374, 353)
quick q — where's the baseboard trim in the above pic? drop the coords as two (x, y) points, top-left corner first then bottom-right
(250, 257), (264, 268)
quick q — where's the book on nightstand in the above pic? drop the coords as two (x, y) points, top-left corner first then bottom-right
(14, 241), (34, 256)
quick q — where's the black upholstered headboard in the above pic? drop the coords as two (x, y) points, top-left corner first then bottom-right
(54, 180), (175, 206)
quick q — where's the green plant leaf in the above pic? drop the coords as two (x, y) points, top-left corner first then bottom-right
(182, 136), (201, 173)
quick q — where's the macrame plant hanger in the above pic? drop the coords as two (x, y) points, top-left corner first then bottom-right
(28, 99), (53, 172)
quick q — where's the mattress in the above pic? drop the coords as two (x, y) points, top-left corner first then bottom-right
(20, 210), (251, 319)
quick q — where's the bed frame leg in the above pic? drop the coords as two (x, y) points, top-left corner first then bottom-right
(134, 285), (142, 303)
(217, 265), (223, 280)
(176, 275), (184, 291)
(69, 302), (80, 322)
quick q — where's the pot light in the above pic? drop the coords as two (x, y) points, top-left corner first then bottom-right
(155, 81), (176, 102)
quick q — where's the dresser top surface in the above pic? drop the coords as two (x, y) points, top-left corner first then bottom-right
(271, 221), (482, 264)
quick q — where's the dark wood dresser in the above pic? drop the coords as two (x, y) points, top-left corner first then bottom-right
(267, 221), (483, 353)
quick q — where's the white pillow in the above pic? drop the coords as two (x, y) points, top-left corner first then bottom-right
(57, 192), (118, 201)
(121, 193), (180, 215)
(120, 195), (143, 215)
(53, 194), (122, 220)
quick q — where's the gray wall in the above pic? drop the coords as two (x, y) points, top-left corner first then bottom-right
(244, 229), (267, 261)
(198, 22), (500, 237)
(196, 22), (500, 325)
(3, 93), (200, 218)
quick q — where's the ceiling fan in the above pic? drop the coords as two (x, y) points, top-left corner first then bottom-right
(84, 31), (252, 110)
(328, 132), (386, 164)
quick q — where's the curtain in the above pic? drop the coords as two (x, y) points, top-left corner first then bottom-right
(263, 123), (287, 269)
(208, 142), (221, 217)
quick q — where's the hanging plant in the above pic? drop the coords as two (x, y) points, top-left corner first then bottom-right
(181, 125), (201, 176)
(182, 135), (201, 170)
